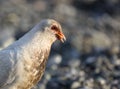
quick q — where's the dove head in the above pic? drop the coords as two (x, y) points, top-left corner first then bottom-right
(37, 19), (66, 43)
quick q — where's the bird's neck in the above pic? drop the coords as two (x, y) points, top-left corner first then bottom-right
(21, 32), (52, 51)
(13, 28), (55, 59)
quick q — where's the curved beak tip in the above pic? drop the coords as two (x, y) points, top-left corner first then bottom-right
(60, 35), (66, 43)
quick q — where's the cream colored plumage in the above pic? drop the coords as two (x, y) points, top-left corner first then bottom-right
(0, 19), (66, 89)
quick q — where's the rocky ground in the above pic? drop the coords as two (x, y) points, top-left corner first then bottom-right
(0, 0), (120, 89)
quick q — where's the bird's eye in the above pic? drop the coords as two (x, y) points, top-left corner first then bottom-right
(51, 25), (58, 31)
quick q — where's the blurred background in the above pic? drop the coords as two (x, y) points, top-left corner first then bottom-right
(0, 0), (120, 89)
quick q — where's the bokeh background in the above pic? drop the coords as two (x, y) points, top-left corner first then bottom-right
(0, 0), (120, 89)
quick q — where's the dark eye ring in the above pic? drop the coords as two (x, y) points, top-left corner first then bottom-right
(51, 25), (58, 31)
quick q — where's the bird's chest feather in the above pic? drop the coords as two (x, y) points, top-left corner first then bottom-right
(15, 50), (49, 89)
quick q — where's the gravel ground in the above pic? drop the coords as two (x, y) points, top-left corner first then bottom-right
(0, 0), (120, 89)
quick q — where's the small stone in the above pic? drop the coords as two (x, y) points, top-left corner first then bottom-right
(114, 59), (120, 65)
(71, 81), (80, 89)
(45, 73), (51, 81)
(79, 71), (85, 77)
(79, 87), (92, 89)
(85, 78), (94, 88)
(37, 83), (46, 89)
(68, 59), (80, 68)
(86, 57), (96, 64)
(70, 68), (78, 76)
(97, 77), (106, 85)
(47, 54), (62, 67)
(79, 77), (85, 82)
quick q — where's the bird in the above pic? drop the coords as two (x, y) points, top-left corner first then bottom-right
(0, 19), (66, 89)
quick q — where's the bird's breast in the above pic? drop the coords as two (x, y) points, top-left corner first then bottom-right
(13, 50), (50, 89)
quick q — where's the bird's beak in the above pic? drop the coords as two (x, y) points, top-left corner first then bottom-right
(60, 34), (66, 43)
(56, 32), (66, 43)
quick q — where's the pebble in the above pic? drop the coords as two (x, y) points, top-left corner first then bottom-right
(71, 81), (81, 89)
